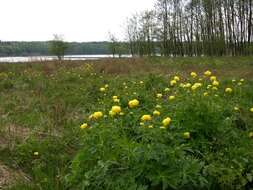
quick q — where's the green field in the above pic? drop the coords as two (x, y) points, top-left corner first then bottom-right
(1, 57), (253, 190)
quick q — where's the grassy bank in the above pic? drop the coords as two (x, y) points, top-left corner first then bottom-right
(0, 57), (253, 189)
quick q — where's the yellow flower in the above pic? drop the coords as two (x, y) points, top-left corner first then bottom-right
(207, 85), (212, 89)
(111, 106), (121, 114)
(179, 83), (185, 88)
(100, 87), (106, 92)
(174, 76), (180, 81)
(210, 76), (217, 81)
(212, 80), (219, 86)
(140, 122), (145, 126)
(203, 92), (208, 96)
(232, 79), (236, 83)
(249, 132), (253, 138)
(162, 117), (171, 127)
(185, 83), (191, 88)
(156, 93), (163, 98)
(105, 84), (109, 88)
(169, 96), (175, 101)
(141, 115), (152, 122)
(109, 110), (117, 117)
(183, 132), (191, 139)
(80, 123), (88, 129)
(191, 83), (202, 91)
(153, 110), (161, 116)
(234, 107), (240, 111)
(140, 81), (144, 84)
(204, 70), (212, 76)
(148, 125), (154, 129)
(250, 107), (253, 113)
(238, 82), (243, 86)
(160, 126), (166, 129)
(113, 99), (120, 103)
(164, 88), (170, 92)
(225, 88), (233, 93)
(156, 105), (162, 109)
(190, 72), (197, 78)
(128, 99), (139, 108)
(112, 96), (118, 99)
(34, 152), (39, 156)
(170, 80), (177, 86)
(240, 79), (245, 82)
(92, 111), (103, 119)
(212, 87), (218, 91)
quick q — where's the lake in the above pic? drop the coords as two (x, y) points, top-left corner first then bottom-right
(0, 55), (132, 63)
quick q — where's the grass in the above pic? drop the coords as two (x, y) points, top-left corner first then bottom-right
(0, 57), (253, 189)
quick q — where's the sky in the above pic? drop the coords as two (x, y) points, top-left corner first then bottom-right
(0, 0), (154, 42)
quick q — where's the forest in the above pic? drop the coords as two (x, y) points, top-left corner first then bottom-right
(125, 0), (253, 56)
(0, 41), (121, 57)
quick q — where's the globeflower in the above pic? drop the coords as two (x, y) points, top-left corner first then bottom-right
(156, 105), (162, 109)
(250, 107), (253, 113)
(153, 110), (161, 116)
(111, 106), (121, 114)
(170, 80), (177, 86)
(225, 88), (233, 93)
(162, 117), (171, 127)
(203, 92), (208, 96)
(91, 111), (103, 119)
(190, 72), (197, 78)
(183, 132), (191, 139)
(164, 88), (170, 92)
(100, 87), (106, 92)
(156, 93), (163, 98)
(141, 115), (152, 122)
(128, 99), (139, 108)
(212, 80), (219, 86)
(109, 110), (117, 117)
(234, 107), (240, 111)
(174, 76), (180, 81)
(113, 98), (120, 103)
(185, 83), (191, 88)
(191, 83), (202, 91)
(112, 96), (118, 100)
(204, 70), (212, 76)
(169, 96), (175, 101)
(80, 123), (88, 129)
(210, 76), (217, 81)
(249, 132), (253, 138)
(34, 152), (39, 156)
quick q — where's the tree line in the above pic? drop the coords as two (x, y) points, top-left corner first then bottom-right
(0, 40), (128, 57)
(125, 0), (253, 56)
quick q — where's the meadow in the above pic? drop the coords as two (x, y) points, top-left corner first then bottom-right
(0, 57), (253, 190)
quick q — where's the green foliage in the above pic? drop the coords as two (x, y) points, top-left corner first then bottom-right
(0, 59), (253, 190)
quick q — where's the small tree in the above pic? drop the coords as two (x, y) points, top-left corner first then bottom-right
(108, 32), (119, 58)
(49, 34), (68, 61)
